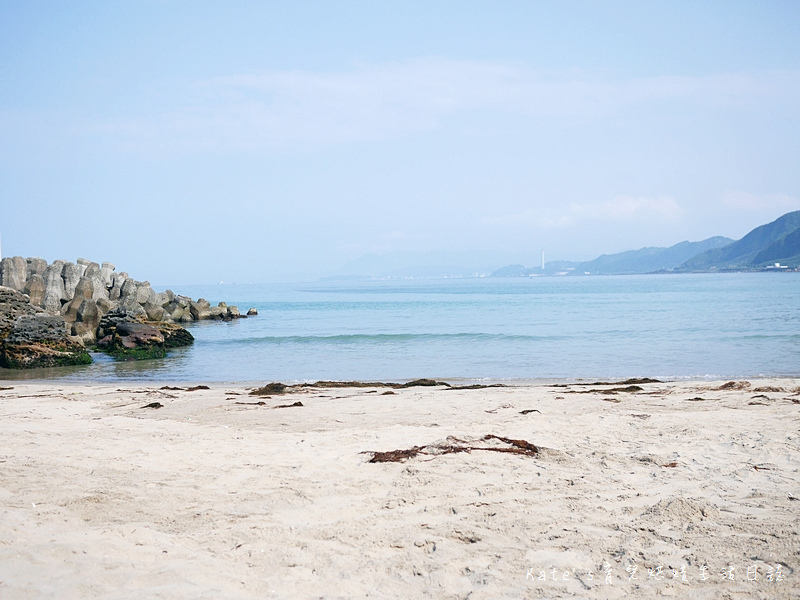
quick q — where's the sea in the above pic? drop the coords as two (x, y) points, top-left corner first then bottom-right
(3, 273), (799, 384)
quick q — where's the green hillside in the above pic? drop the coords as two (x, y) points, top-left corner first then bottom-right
(679, 210), (800, 270)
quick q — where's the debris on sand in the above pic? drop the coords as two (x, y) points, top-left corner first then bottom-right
(158, 385), (209, 392)
(519, 409), (541, 415)
(446, 384), (507, 390)
(368, 446), (425, 463)
(251, 379), (452, 395)
(303, 381), (392, 389)
(400, 379), (450, 388)
(142, 402), (163, 409)
(569, 378), (661, 386)
(234, 400), (302, 408)
(569, 385), (644, 395)
(718, 381), (751, 390)
(365, 434), (538, 463)
(250, 382), (288, 396)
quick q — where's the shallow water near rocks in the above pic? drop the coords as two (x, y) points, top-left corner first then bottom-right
(2, 273), (799, 383)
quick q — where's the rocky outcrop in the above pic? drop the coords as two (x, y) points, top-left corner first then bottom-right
(0, 255), (255, 367)
(0, 287), (91, 369)
(0, 257), (28, 291)
(96, 309), (194, 360)
(2, 315), (91, 369)
(61, 262), (82, 299)
(102, 322), (167, 360)
(60, 277), (100, 344)
(23, 274), (46, 308)
(0, 286), (38, 335)
(42, 260), (67, 314)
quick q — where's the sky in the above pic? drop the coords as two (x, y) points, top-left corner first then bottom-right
(1, 1), (800, 284)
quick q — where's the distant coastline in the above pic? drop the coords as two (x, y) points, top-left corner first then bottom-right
(330, 210), (800, 280)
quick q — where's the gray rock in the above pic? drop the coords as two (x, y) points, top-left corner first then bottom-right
(84, 262), (109, 301)
(207, 306), (225, 319)
(227, 305), (240, 318)
(67, 296), (100, 344)
(26, 257), (47, 279)
(109, 272), (127, 301)
(76, 258), (91, 277)
(135, 282), (157, 306)
(164, 301), (192, 322)
(247, 308), (258, 316)
(96, 296), (114, 316)
(156, 289), (175, 306)
(189, 298), (211, 320)
(120, 277), (139, 299)
(62, 277), (94, 324)
(42, 260), (67, 315)
(118, 299), (146, 320)
(143, 301), (166, 322)
(61, 262), (82, 299)
(100, 262), (115, 289)
(0, 285), (38, 336)
(74, 277), (93, 300)
(0, 257), (28, 291)
(23, 274), (46, 308)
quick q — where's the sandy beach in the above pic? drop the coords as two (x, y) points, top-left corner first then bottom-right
(0, 378), (798, 599)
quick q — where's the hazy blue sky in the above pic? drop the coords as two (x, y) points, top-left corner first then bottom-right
(2, 1), (799, 284)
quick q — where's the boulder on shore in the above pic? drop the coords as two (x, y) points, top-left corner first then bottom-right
(104, 321), (167, 360)
(1, 315), (91, 369)
(97, 309), (194, 360)
(0, 287), (91, 369)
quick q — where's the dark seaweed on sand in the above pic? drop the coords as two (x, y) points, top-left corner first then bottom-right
(365, 434), (538, 463)
(250, 379), (451, 396)
(250, 382), (288, 396)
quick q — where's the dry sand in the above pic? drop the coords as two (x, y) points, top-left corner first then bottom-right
(0, 378), (798, 599)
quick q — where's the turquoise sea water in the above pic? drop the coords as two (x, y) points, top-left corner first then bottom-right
(3, 273), (799, 383)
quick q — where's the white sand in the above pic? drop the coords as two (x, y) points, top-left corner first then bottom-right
(0, 379), (798, 599)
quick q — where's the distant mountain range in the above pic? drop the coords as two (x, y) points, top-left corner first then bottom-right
(491, 210), (800, 277)
(677, 210), (800, 271)
(568, 237), (733, 275)
(330, 211), (800, 280)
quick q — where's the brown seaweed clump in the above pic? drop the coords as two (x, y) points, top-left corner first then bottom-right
(365, 434), (539, 463)
(250, 382), (288, 396)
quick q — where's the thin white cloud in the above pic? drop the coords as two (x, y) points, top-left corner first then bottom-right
(569, 196), (684, 221)
(49, 59), (800, 152)
(484, 195), (683, 229)
(720, 190), (800, 212)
